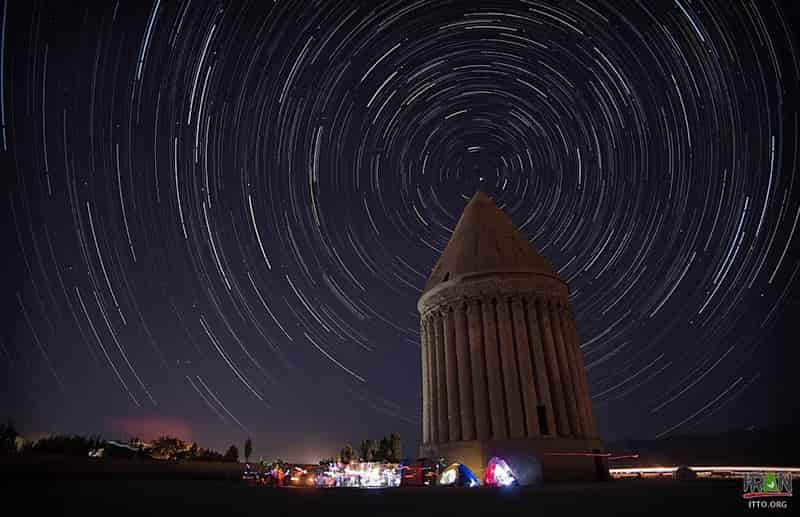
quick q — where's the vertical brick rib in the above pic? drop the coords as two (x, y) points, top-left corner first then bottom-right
(537, 297), (570, 437)
(421, 317), (430, 444)
(434, 311), (449, 442)
(511, 296), (540, 437)
(525, 296), (555, 436)
(443, 308), (461, 442)
(454, 302), (475, 441)
(482, 299), (507, 439)
(549, 301), (581, 437)
(497, 296), (525, 439)
(468, 300), (491, 440)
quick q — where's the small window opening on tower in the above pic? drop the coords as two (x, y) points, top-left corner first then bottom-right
(442, 272), (450, 282)
(537, 405), (549, 435)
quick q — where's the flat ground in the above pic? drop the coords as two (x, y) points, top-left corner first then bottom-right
(7, 478), (776, 516)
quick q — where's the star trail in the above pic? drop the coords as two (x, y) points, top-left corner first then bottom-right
(1, 0), (799, 461)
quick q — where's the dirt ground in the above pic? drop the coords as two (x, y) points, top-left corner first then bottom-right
(6, 477), (774, 516)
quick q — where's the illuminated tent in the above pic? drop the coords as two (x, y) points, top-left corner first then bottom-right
(438, 463), (480, 487)
(484, 453), (543, 486)
(484, 457), (518, 487)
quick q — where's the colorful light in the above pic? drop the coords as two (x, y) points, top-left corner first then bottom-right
(439, 467), (457, 486)
(484, 457), (518, 487)
(438, 463), (480, 487)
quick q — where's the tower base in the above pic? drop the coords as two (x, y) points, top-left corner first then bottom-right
(420, 437), (608, 485)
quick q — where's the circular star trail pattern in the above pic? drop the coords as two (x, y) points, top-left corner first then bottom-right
(2, 1), (799, 458)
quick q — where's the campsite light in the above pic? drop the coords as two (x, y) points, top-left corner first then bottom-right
(484, 457), (518, 487)
(494, 462), (516, 487)
(439, 467), (457, 486)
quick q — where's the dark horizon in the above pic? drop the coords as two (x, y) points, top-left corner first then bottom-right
(2, 1), (799, 464)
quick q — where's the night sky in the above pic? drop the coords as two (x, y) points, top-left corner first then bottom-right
(2, 0), (799, 463)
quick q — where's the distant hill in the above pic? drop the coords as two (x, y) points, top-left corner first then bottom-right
(606, 427), (800, 467)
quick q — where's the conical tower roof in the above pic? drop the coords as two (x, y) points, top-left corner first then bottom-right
(424, 192), (559, 292)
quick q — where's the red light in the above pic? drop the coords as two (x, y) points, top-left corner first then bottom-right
(608, 454), (640, 461)
(543, 452), (612, 457)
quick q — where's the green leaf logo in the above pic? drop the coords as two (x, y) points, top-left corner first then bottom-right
(763, 473), (778, 492)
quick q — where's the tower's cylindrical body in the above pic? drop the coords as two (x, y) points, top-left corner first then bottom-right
(420, 274), (598, 444)
(418, 192), (605, 483)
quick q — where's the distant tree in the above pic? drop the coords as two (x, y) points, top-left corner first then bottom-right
(33, 434), (104, 456)
(359, 439), (371, 462)
(0, 422), (19, 454)
(224, 444), (239, 462)
(377, 436), (391, 463)
(389, 432), (402, 462)
(371, 441), (382, 462)
(197, 448), (225, 462)
(244, 438), (253, 462)
(339, 444), (355, 464)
